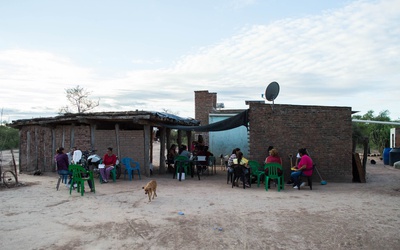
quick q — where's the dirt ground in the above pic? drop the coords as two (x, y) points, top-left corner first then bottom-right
(0, 150), (400, 250)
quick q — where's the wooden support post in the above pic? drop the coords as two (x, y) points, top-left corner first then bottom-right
(159, 127), (166, 174)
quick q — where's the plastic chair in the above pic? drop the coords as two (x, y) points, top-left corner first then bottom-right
(248, 160), (265, 187)
(68, 164), (95, 196)
(264, 163), (284, 192)
(99, 165), (117, 183)
(121, 157), (141, 181)
(232, 165), (250, 189)
(195, 155), (208, 180)
(174, 155), (190, 180)
(298, 164), (314, 190)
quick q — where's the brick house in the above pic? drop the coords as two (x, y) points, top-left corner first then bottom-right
(194, 90), (353, 182)
(10, 90), (354, 182)
(8, 111), (199, 176)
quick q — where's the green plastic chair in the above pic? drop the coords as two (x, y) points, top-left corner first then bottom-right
(99, 165), (117, 183)
(174, 155), (190, 180)
(248, 160), (265, 187)
(264, 163), (284, 192)
(68, 164), (95, 196)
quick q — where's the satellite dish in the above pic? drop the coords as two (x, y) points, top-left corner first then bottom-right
(265, 81), (280, 101)
(264, 81), (280, 111)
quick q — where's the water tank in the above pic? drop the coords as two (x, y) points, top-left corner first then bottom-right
(383, 148), (392, 165)
(389, 148), (400, 166)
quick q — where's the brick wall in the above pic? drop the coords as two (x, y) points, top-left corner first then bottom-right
(73, 125), (91, 151)
(248, 102), (353, 182)
(194, 90), (217, 145)
(95, 129), (145, 168)
(18, 125), (145, 174)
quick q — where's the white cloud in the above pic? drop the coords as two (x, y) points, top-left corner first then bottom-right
(1, 0), (400, 122)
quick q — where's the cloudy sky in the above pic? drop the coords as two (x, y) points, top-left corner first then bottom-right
(1, 0), (399, 122)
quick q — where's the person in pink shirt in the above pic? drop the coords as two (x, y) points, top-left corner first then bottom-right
(100, 147), (117, 183)
(291, 148), (313, 189)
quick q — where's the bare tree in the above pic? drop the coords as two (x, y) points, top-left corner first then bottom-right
(58, 85), (100, 114)
(162, 108), (179, 116)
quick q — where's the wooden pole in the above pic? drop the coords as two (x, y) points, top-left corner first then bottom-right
(10, 149), (19, 184)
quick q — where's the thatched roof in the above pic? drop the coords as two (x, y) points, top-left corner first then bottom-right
(8, 111), (200, 129)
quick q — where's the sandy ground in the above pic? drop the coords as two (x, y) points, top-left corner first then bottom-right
(0, 148), (400, 250)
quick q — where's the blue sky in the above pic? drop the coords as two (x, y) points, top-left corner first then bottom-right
(1, 0), (399, 122)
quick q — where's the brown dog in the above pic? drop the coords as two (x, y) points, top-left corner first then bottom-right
(142, 180), (157, 202)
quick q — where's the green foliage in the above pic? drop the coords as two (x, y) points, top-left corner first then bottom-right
(352, 110), (393, 153)
(0, 125), (19, 150)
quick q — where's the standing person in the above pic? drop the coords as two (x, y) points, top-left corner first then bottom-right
(291, 148), (313, 189)
(99, 147), (117, 183)
(55, 147), (72, 187)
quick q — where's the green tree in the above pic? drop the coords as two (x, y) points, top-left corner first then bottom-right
(0, 125), (19, 150)
(59, 85), (100, 114)
(352, 110), (392, 153)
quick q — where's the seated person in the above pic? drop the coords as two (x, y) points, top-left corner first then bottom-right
(99, 147), (117, 183)
(179, 144), (191, 159)
(227, 148), (240, 174)
(265, 148), (283, 171)
(290, 148), (313, 189)
(287, 151), (302, 185)
(72, 148), (83, 164)
(194, 145), (208, 173)
(233, 151), (250, 187)
(55, 147), (72, 186)
(264, 148), (283, 188)
(167, 144), (178, 173)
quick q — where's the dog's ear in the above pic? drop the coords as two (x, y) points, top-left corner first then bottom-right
(142, 186), (144, 189)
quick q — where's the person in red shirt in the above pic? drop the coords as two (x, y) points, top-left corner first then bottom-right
(99, 147), (117, 183)
(264, 148), (283, 188)
(265, 148), (282, 165)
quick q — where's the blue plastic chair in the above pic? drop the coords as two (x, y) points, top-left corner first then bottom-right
(121, 157), (141, 181)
